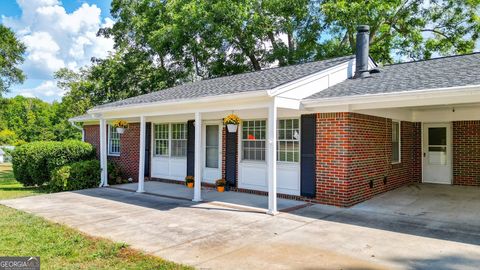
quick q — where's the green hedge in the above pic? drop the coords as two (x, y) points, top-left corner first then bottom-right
(49, 160), (101, 192)
(12, 140), (95, 186)
(49, 160), (125, 192)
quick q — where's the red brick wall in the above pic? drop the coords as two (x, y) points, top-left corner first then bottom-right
(453, 121), (480, 186)
(83, 123), (140, 182)
(315, 113), (421, 207)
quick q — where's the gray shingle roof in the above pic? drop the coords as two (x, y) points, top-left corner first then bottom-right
(92, 55), (355, 110)
(308, 53), (480, 100)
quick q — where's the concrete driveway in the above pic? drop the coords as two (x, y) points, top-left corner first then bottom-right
(2, 183), (480, 269)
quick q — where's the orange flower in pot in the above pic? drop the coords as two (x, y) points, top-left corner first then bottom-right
(215, 179), (226, 192)
(185, 176), (194, 188)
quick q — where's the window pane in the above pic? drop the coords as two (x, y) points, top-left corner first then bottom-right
(109, 126), (120, 154)
(391, 121), (400, 162)
(277, 119), (300, 162)
(428, 127), (446, 146)
(242, 120), (266, 161)
(154, 124), (169, 156)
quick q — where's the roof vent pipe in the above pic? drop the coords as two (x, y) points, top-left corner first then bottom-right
(355, 25), (371, 79)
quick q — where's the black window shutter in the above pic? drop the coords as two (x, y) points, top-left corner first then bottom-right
(144, 122), (151, 177)
(186, 120), (195, 176)
(300, 114), (317, 198)
(225, 129), (237, 187)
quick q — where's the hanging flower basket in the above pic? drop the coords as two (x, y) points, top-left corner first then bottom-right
(112, 120), (129, 134)
(224, 114), (240, 133)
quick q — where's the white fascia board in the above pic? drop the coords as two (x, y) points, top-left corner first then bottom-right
(267, 60), (354, 98)
(275, 97), (302, 110)
(98, 95), (273, 120)
(88, 90), (269, 115)
(303, 85), (480, 110)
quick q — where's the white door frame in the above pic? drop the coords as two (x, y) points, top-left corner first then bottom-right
(202, 121), (223, 183)
(421, 122), (453, 184)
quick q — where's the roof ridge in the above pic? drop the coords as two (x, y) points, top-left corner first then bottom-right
(385, 52), (480, 67)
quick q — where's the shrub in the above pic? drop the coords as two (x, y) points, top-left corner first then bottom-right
(49, 160), (125, 192)
(48, 160), (100, 192)
(12, 140), (95, 186)
(49, 165), (71, 192)
(107, 161), (125, 185)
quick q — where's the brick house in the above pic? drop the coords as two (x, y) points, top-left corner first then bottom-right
(71, 26), (480, 214)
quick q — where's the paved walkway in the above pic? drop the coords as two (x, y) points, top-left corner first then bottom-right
(2, 184), (480, 269)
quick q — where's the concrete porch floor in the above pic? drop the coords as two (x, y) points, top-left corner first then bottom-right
(112, 181), (307, 212)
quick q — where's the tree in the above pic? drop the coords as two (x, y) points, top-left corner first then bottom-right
(0, 25), (26, 95)
(321, 0), (480, 63)
(0, 96), (81, 143)
(63, 0), (479, 108)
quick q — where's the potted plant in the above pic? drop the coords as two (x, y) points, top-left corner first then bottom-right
(185, 176), (194, 188)
(224, 114), (241, 133)
(112, 120), (129, 134)
(215, 179), (226, 192)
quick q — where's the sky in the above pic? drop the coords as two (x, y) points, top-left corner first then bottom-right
(1, 0), (114, 102)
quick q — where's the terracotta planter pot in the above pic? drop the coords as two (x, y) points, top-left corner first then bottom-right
(187, 182), (194, 188)
(217, 186), (225, 192)
(226, 124), (238, 133)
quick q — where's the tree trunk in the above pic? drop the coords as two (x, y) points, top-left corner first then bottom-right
(248, 54), (262, 70)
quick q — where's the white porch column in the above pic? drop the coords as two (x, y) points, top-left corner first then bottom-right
(267, 99), (278, 215)
(193, 112), (202, 202)
(99, 119), (108, 187)
(137, 116), (146, 193)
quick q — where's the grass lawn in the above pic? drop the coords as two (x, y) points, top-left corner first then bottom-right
(0, 163), (191, 270)
(0, 163), (45, 199)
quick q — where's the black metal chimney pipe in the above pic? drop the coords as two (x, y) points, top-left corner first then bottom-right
(355, 25), (370, 79)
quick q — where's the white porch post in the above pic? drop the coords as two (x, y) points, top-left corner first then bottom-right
(193, 112), (202, 202)
(137, 116), (146, 193)
(99, 119), (108, 187)
(267, 99), (278, 215)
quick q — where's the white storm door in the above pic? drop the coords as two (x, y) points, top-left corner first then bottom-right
(203, 123), (222, 183)
(423, 123), (452, 184)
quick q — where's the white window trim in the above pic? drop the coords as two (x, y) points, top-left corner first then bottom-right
(153, 123), (170, 157)
(107, 125), (120, 156)
(153, 122), (187, 158)
(240, 119), (267, 162)
(392, 120), (401, 164)
(239, 118), (301, 163)
(277, 118), (301, 163)
(170, 122), (188, 158)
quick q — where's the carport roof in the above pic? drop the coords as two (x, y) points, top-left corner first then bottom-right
(307, 52), (480, 100)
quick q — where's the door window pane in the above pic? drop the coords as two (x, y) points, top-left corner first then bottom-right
(428, 128), (447, 145)
(205, 125), (219, 168)
(428, 127), (447, 165)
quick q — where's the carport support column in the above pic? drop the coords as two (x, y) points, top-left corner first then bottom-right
(137, 115), (146, 193)
(267, 99), (278, 215)
(99, 119), (108, 187)
(193, 112), (202, 202)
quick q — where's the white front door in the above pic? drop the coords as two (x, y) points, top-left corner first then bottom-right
(423, 123), (452, 184)
(203, 123), (222, 183)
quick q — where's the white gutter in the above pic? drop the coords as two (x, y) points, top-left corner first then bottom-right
(88, 90), (269, 114)
(302, 84), (480, 108)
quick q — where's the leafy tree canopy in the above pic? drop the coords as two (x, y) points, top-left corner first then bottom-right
(58, 0), (480, 109)
(0, 25), (26, 95)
